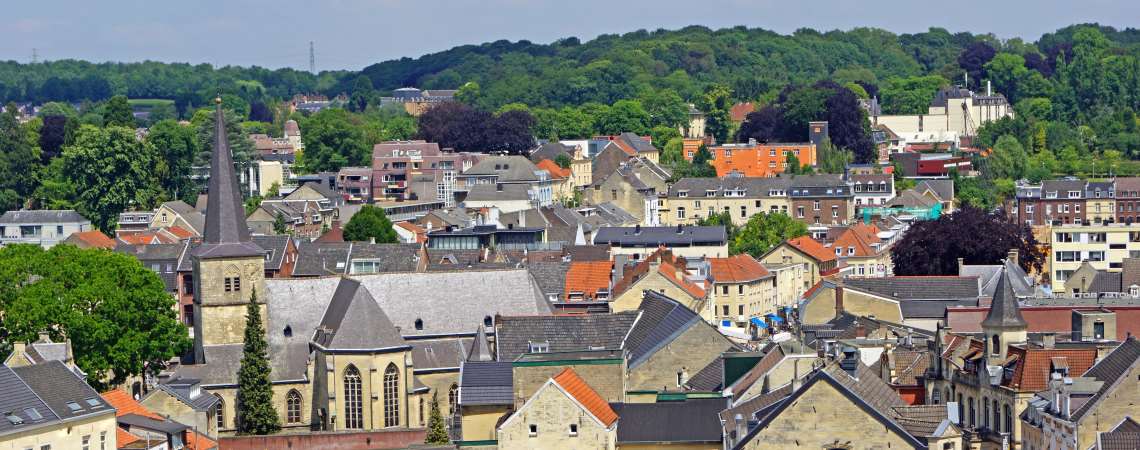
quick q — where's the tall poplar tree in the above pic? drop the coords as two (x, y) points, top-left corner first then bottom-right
(236, 289), (281, 435)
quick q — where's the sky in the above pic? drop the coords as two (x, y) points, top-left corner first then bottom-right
(3, 0), (1137, 71)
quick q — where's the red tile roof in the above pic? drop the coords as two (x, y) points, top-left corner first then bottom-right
(102, 389), (164, 420)
(1011, 347), (1097, 392)
(552, 368), (618, 427)
(786, 236), (837, 263)
(613, 247), (706, 300)
(164, 226), (195, 240)
(730, 102), (756, 122)
(536, 159), (572, 180)
(185, 430), (218, 450)
(831, 224), (884, 257)
(316, 221), (344, 242)
(118, 428), (141, 447)
(395, 221), (427, 244)
(709, 254), (771, 283)
(564, 261), (613, 300)
(68, 230), (116, 249)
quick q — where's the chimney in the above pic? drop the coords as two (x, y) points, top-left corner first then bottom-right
(733, 414), (747, 445)
(1042, 332), (1056, 349)
(1007, 248), (1019, 266)
(496, 183), (503, 192)
(854, 322), (867, 339)
(957, 257), (965, 273)
(840, 346), (859, 378)
(37, 331), (51, 343)
(12, 341), (25, 358)
(834, 284), (844, 318)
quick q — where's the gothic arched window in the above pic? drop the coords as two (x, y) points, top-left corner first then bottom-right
(448, 383), (459, 416)
(384, 364), (400, 427)
(344, 365), (363, 429)
(286, 390), (303, 424)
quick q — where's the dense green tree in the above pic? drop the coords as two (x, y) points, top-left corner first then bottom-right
(235, 289), (281, 435)
(686, 144), (717, 178)
(0, 244), (190, 390)
(985, 134), (1030, 180)
(957, 41), (996, 89)
(698, 84), (733, 143)
(0, 104), (40, 210)
(147, 120), (200, 202)
(273, 212), (288, 235)
(425, 395), (450, 444)
(698, 211), (738, 243)
(59, 125), (162, 232)
(731, 213), (808, 258)
(879, 76), (948, 114)
(343, 205), (398, 243)
(299, 108), (367, 172)
(596, 99), (650, 135)
(640, 89), (689, 128)
(103, 95), (135, 127)
(554, 153), (572, 169)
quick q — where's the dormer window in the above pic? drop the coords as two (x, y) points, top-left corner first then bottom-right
(483, 316), (493, 327)
(1068, 190), (1080, 198)
(528, 341), (549, 353)
(677, 190), (688, 198)
(848, 246), (855, 255)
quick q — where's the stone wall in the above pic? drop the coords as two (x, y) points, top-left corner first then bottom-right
(497, 381), (616, 450)
(627, 322), (733, 391)
(218, 429), (426, 450)
(512, 361), (625, 408)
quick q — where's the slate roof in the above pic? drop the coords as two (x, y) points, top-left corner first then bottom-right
(564, 244), (611, 262)
(467, 330), (493, 362)
(526, 261), (570, 298)
(193, 102), (264, 259)
(845, 276), (980, 300)
(461, 156), (540, 182)
(1098, 432), (1140, 450)
(0, 209), (88, 224)
(0, 361), (113, 436)
(981, 268), (1028, 329)
(684, 356), (725, 391)
(529, 142), (573, 163)
(293, 242), (422, 276)
(915, 179), (954, 202)
(459, 361), (513, 406)
(552, 368), (618, 427)
(15, 336), (70, 365)
(149, 380), (220, 412)
(611, 398), (726, 444)
(314, 278), (408, 351)
(591, 202), (638, 225)
(961, 259), (1037, 298)
(594, 226), (726, 246)
(1072, 337), (1140, 420)
(410, 338), (472, 370)
(253, 235), (291, 270)
(496, 312), (640, 361)
(625, 290), (705, 368)
(464, 183), (532, 202)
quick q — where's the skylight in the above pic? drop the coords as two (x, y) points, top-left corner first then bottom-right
(5, 413), (23, 425)
(66, 402), (82, 412)
(85, 398), (102, 408)
(24, 407), (42, 420)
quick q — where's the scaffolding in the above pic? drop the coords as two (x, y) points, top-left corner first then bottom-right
(862, 203), (943, 224)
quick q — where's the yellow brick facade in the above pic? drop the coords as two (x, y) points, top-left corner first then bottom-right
(194, 256), (267, 346)
(660, 196), (790, 226)
(626, 322), (733, 392)
(0, 412), (118, 450)
(710, 277), (777, 327)
(611, 272), (707, 319)
(496, 380), (616, 450)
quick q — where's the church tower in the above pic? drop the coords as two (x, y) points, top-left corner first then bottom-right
(982, 265), (1028, 365)
(192, 98), (266, 362)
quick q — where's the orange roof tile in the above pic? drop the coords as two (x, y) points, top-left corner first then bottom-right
(536, 159), (571, 180)
(186, 430), (217, 450)
(116, 232), (160, 245)
(564, 261), (612, 300)
(68, 230), (116, 249)
(551, 368), (618, 427)
(117, 428), (141, 446)
(164, 225), (196, 240)
(395, 221), (427, 244)
(612, 247), (706, 300)
(101, 389), (164, 420)
(786, 236), (836, 262)
(709, 254), (771, 283)
(831, 224), (883, 257)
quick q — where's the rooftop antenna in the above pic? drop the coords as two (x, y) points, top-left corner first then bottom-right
(309, 41), (316, 74)
(31, 48), (38, 64)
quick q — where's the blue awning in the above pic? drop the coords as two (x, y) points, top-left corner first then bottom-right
(766, 313), (784, 324)
(750, 317), (768, 328)
(721, 320), (732, 327)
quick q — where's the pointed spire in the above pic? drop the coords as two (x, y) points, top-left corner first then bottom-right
(467, 327), (493, 362)
(193, 97), (263, 259)
(982, 267), (1028, 329)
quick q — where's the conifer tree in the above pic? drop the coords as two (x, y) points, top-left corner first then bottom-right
(425, 394), (450, 444)
(236, 289), (281, 435)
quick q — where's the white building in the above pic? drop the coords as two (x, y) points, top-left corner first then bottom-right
(0, 210), (94, 248)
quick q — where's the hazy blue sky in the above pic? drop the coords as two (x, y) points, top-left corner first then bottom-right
(3, 0), (1136, 70)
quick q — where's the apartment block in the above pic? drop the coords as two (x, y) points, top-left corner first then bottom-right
(1048, 223), (1140, 291)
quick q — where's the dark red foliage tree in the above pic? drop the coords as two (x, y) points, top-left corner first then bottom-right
(736, 106), (785, 143)
(417, 102), (535, 153)
(957, 42), (996, 89)
(823, 87), (874, 163)
(891, 206), (1044, 276)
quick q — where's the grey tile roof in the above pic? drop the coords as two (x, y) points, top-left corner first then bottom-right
(1098, 432), (1140, 450)
(314, 278), (408, 351)
(118, 413), (189, 434)
(1042, 179), (1086, 197)
(564, 245), (611, 262)
(845, 277), (980, 301)
(151, 381), (220, 412)
(193, 104), (264, 260)
(253, 235), (291, 270)
(594, 226), (726, 247)
(529, 142), (573, 163)
(464, 183), (532, 202)
(461, 156), (540, 182)
(1113, 417), (1140, 433)
(1090, 270), (1124, 293)
(0, 366), (55, 435)
(915, 179), (954, 201)
(293, 242), (421, 276)
(611, 398), (726, 444)
(0, 209), (88, 224)
(2, 361), (113, 436)
(591, 202), (638, 225)
(961, 259), (1037, 297)
(625, 291), (703, 368)
(496, 312), (640, 361)
(1072, 337), (1140, 420)
(459, 361), (513, 406)
(981, 268), (1028, 329)
(684, 356), (725, 391)
(410, 338), (472, 370)
(527, 261), (569, 298)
